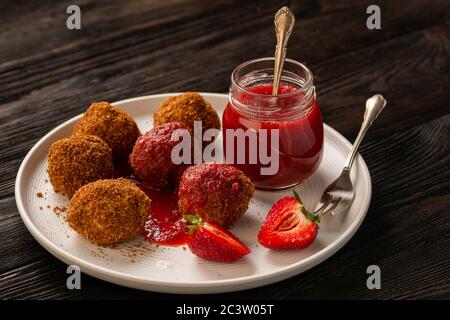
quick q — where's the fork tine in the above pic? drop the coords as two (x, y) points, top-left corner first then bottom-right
(314, 195), (333, 215)
(331, 202), (350, 216)
(321, 197), (343, 216)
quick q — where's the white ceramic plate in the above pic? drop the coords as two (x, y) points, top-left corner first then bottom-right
(15, 93), (371, 294)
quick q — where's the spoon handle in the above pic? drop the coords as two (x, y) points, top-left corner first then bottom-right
(273, 45), (287, 95)
(272, 7), (295, 95)
(344, 94), (387, 170)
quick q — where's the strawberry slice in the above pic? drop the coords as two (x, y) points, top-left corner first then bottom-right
(184, 215), (250, 262)
(258, 191), (320, 249)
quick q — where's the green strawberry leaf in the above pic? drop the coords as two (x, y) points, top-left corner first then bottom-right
(292, 189), (301, 202)
(186, 224), (198, 235)
(183, 214), (203, 225)
(304, 208), (321, 224)
(292, 190), (321, 225)
(183, 215), (204, 234)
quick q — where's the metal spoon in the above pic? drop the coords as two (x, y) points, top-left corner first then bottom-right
(272, 6), (295, 95)
(315, 94), (387, 216)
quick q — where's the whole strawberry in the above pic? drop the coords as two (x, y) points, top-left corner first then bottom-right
(258, 191), (320, 249)
(184, 215), (250, 262)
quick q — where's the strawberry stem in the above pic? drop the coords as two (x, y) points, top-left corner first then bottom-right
(301, 204), (321, 224)
(292, 191), (321, 224)
(292, 189), (301, 202)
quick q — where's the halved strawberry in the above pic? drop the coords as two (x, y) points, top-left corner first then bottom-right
(258, 191), (320, 249)
(183, 215), (250, 262)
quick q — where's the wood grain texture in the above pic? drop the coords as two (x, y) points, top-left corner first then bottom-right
(0, 0), (449, 299)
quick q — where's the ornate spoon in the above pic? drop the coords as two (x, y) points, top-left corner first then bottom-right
(272, 6), (295, 95)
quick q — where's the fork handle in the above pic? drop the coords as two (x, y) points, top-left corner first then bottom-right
(344, 94), (387, 171)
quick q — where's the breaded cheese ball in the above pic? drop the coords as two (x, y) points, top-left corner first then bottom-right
(73, 101), (141, 163)
(154, 92), (221, 132)
(47, 135), (113, 198)
(178, 163), (255, 228)
(67, 178), (151, 245)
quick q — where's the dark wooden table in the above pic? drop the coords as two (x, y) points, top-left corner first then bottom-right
(1, 0), (449, 300)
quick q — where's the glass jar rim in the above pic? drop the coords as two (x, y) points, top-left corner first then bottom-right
(230, 57), (314, 97)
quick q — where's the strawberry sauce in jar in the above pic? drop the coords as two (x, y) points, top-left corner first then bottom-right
(222, 58), (324, 189)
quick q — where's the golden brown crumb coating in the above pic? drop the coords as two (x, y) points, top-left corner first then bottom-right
(67, 178), (150, 245)
(47, 135), (113, 198)
(73, 102), (141, 163)
(154, 92), (221, 132)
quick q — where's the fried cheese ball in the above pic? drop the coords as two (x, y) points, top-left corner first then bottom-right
(153, 92), (221, 132)
(67, 178), (150, 245)
(178, 163), (254, 228)
(47, 135), (113, 198)
(73, 101), (141, 163)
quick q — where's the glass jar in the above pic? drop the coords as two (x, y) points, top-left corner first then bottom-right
(222, 57), (324, 189)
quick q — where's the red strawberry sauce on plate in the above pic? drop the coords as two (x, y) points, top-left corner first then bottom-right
(128, 178), (188, 246)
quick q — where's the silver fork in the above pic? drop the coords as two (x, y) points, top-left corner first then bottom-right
(315, 94), (387, 217)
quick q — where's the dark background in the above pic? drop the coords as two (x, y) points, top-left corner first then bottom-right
(1, 0), (449, 299)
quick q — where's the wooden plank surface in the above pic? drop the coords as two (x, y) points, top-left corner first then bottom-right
(0, 0), (449, 299)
